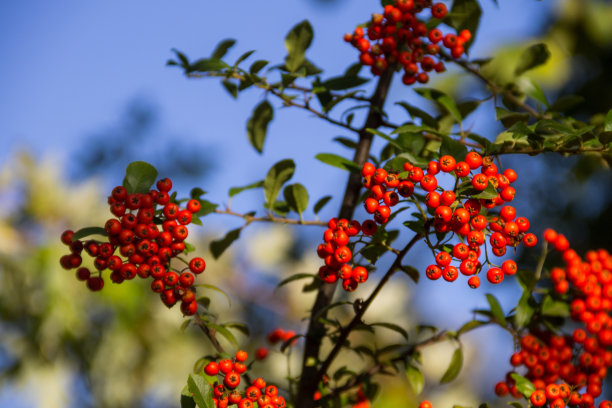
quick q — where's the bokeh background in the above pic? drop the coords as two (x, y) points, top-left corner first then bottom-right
(0, 0), (610, 407)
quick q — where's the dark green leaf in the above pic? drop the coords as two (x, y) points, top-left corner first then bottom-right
(508, 403), (524, 408)
(189, 58), (229, 73)
(228, 180), (264, 198)
(496, 107), (530, 128)
(221, 80), (238, 98)
(72, 226), (108, 241)
(195, 200), (218, 218)
(171, 49), (190, 67)
(123, 161), (158, 194)
(406, 365), (425, 395)
(234, 50), (255, 67)
(605, 109), (612, 132)
(371, 322), (409, 340)
(510, 373), (535, 398)
(547, 95), (584, 113)
(541, 295), (570, 317)
(180, 384), (196, 408)
(440, 347), (463, 383)
(247, 100), (274, 154)
(209, 228), (241, 259)
(514, 290), (535, 328)
(516, 269), (537, 291)
(207, 323), (238, 347)
(190, 188), (206, 199)
(457, 320), (486, 336)
(447, 0), (482, 51)
(315, 153), (360, 173)
(438, 95), (463, 123)
(440, 136), (469, 162)
(323, 90), (363, 113)
(264, 159), (295, 209)
(471, 183), (498, 199)
(277, 273), (316, 289)
(211, 39), (236, 60)
(485, 293), (507, 326)
(400, 265), (420, 283)
(515, 43), (550, 76)
(250, 60), (269, 74)
(396, 101), (438, 129)
(187, 373), (215, 408)
(283, 183), (309, 217)
(285, 20), (314, 72)
(321, 75), (369, 91)
(224, 322), (250, 337)
(333, 136), (358, 149)
(312, 195), (332, 215)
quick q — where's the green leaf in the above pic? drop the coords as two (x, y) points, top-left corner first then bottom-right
(234, 50), (255, 67)
(457, 320), (486, 336)
(285, 20), (314, 73)
(438, 95), (463, 123)
(224, 322), (250, 337)
(180, 384), (196, 408)
(187, 373), (215, 408)
(221, 80), (238, 98)
(250, 60), (269, 74)
(315, 153), (360, 173)
(528, 79), (549, 107)
(228, 180), (264, 198)
(508, 403), (524, 408)
(396, 101), (438, 129)
(447, 0), (482, 51)
(516, 269), (537, 291)
(333, 136), (358, 149)
(547, 95), (584, 114)
(195, 283), (232, 307)
(321, 75), (369, 91)
(207, 323), (239, 347)
(371, 322), (409, 340)
(514, 290), (535, 328)
(277, 273), (316, 289)
(400, 265), (420, 283)
(247, 100), (274, 154)
(209, 228), (241, 259)
(313, 195), (333, 214)
(440, 136), (469, 162)
(496, 107), (530, 128)
(510, 373), (535, 398)
(440, 347), (463, 383)
(72, 226), (108, 241)
(485, 293), (507, 326)
(541, 295), (570, 317)
(123, 161), (158, 194)
(605, 109), (612, 132)
(264, 159), (295, 209)
(406, 365), (425, 395)
(414, 88), (462, 123)
(515, 43), (550, 76)
(190, 188), (206, 199)
(211, 39), (236, 60)
(189, 58), (229, 73)
(471, 183), (498, 200)
(283, 183), (309, 217)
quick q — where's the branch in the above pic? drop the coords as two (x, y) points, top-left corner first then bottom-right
(295, 68), (394, 408)
(214, 208), (327, 226)
(192, 314), (225, 355)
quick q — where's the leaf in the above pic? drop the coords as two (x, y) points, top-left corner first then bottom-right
(207, 323), (239, 347)
(605, 109), (612, 132)
(123, 161), (158, 194)
(221, 80), (238, 98)
(277, 273), (316, 289)
(189, 58), (229, 73)
(406, 365), (425, 395)
(510, 373), (535, 398)
(195, 200), (218, 218)
(516, 269), (537, 291)
(187, 373), (215, 408)
(457, 320), (486, 336)
(514, 290), (535, 328)
(315, 153), (360, 173)
(234, 50), (255, 67)
(72, 226), (108, 241)
(528, 79), (549, 107)
(440, 347), (463, 383)
(440, 136), (469, 162)
(211, 39), (236, 60)
(247, 100), (274, 154)
(190, 188), (206, 199)
(371, 322), (409, 340)
(228, 180), (264, 198)
(496, 107), (530, 128)
(547, 95), (584, 114)
(283, 183), (309, 217)
(541, 295), (570, 317)
(485, 293), (507, 326)
(396, 101), (438, 128)
(313, 195), (333, 215)
(471, 183), (498, 200)
(438, 95), (463, 123)
(209, 228), (241, 259)
(285, 20), (314, 73)
(180, 384), (196, 408)
(250, 60), (269, 74)
(224, 322), (250, 337)
(195, 283), (232, 307)
(264, 159), (295, 209)
(400, 265), (420, 283)
(508, 403), (524, 408)
(321, 75), (369, 91)
(515, 43), (550, 76)
(447, 0), (482, 50)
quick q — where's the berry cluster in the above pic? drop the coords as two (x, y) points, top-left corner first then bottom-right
(495, 231), (611, 407)
(361, 152), (535, 289)
(344, 0), (471, 84)
(267, 327), (298, 347)
(59, 178), (206, 315)
(203, 350), (285, 408)
(315, 217), (372, 292)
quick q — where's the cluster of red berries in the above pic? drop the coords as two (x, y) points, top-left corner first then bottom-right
(315, 217), (372, 292)
(344, 0), (471, 84)
(495, 231), (611, 407)
(59, 178), (207, 315)
(267, 328), (298, 347)
(203, 350), (285, 408)
(361, 151), (536, 288)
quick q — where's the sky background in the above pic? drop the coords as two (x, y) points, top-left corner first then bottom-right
(0, 1), (568, 406)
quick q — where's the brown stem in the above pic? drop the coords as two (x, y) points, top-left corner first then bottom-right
(295, 68), (394, 408)
(192, 314), (225, 354)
